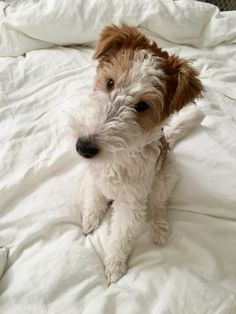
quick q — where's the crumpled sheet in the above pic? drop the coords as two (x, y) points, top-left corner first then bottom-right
(0, 0), (236, 313)
(0, 0), (236, 56)
(0, 247), (8, 279)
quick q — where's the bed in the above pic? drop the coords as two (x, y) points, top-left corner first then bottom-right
(0, 0), (236, 313)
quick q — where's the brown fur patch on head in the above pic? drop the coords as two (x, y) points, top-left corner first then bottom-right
(94, 24), (204, 131)
(94, 24), (165, 60)
(94, 49), (134, 91)
(136, 90), (165, 132)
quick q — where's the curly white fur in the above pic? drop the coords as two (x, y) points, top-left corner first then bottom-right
(70, 90), (204, 284)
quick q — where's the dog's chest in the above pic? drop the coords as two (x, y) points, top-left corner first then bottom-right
(94, 149), (159, 200)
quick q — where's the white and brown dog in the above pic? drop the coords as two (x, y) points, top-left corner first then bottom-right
(74, 25), (204, 283)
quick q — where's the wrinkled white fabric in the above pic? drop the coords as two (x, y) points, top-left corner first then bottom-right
(0, 0), (236, 56)
(0, 0), (236, 313)
(0, 247), (8, 279)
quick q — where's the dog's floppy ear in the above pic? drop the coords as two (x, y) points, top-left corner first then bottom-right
(162, 55), (204, 116)
(93, 24), (150, 60)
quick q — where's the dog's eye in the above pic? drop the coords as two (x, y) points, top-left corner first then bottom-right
(106, 79), (114, 90)
(135, 101), (149, 112)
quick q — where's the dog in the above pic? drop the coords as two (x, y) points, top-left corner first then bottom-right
(74, 24), (204, 283)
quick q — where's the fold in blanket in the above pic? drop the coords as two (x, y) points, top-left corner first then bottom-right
(0, 247), (8, 280)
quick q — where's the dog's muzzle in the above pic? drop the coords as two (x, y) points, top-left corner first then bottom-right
(76, 137), (99, 159)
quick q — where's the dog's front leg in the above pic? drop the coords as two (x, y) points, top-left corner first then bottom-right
(149, 158), (178, 245)
(104, 200), (146, 284)
(82, 175), (108, 235)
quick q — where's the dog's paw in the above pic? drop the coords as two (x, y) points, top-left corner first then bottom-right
(82, 213), (100, 235)
(151, 220), (170, 246)
(104, 257), (128, 284)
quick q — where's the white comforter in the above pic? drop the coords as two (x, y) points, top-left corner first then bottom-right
(0, 0), (236, 313)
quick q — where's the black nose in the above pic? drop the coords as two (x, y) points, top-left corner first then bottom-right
(76, 137), (99, 158)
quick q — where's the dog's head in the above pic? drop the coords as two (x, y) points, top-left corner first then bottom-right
(75, 24), (203, 160)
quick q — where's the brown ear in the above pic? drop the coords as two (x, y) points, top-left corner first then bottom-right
(163, 55), (204, 116)
(93, 24), (151, 60)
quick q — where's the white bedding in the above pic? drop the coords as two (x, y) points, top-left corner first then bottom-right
(0, 0), (236, 313)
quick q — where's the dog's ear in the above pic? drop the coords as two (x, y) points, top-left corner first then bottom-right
(93, 24), (151, 60)
(162, 55), (204, 117)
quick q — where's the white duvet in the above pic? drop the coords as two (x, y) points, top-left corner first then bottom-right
(0, 0), (236, 313)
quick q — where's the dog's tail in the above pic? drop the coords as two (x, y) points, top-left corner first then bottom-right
(163, 105), (205, 149)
